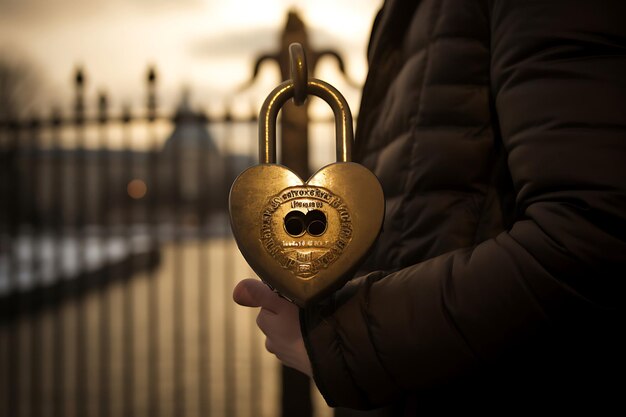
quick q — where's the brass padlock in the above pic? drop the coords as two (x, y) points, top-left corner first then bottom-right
(229, 76), (384, 307)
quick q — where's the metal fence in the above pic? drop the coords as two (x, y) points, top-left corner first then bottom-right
(0, 67), (334, 417)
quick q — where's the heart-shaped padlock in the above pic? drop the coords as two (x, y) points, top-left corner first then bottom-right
(229, 77), (384, 307)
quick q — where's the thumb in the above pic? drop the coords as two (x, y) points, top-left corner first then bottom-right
(233, 279), (279, 312)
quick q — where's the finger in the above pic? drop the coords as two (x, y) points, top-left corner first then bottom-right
(233, 279), (279, 312)
(256, 307), (276, 335)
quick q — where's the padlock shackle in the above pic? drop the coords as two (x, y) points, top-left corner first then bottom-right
(259, 79), (353, 164)
(289, 43), (308, 107)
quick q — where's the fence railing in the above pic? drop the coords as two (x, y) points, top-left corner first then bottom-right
(0, 66), (335, 417)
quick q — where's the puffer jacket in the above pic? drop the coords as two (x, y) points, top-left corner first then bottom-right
(300, 0), (626, 413)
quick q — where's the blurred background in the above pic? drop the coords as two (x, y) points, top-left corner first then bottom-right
(0, 0), (382, 416)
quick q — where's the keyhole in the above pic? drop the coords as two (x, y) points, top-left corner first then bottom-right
(284, 211), (306, 237)
(306, 210), (327, 237)
(283, 210), (328, 237)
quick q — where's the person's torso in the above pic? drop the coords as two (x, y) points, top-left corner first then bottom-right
(354, 0), (515, 276)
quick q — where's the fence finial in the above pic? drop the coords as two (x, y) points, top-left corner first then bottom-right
(74, 66), (86, 123)
(146, 65), (158, 121)
(98, 91), (108, 124)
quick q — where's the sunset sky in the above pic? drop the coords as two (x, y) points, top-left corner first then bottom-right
(0, 0), (382, 115)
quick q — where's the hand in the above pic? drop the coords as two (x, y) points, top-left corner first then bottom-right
(233, 278), (312, 377)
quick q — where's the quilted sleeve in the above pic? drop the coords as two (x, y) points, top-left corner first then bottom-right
(301, 0), (626, 409)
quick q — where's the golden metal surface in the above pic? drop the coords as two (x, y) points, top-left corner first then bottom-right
(289, 43), (308, 106)
(231, 43), (384, 306)
(258, 79), (353, 164)
(230, 163), (384, 306)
